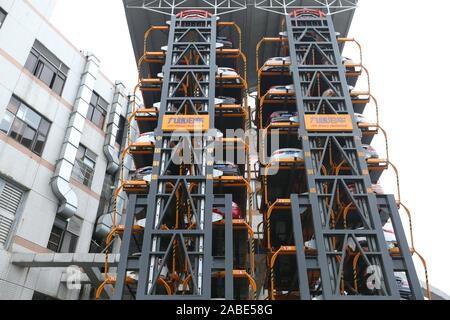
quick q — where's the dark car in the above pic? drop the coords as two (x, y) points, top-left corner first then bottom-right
(267, 111), (299, 126)
(214, 161), (241, 176)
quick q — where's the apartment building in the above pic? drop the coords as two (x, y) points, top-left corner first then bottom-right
(0, 0), (130, 299)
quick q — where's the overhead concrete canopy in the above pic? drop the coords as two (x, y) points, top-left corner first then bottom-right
(123, 0), (358, 92)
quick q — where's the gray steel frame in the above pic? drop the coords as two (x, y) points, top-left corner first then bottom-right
(285, 13), (405, 299)
(254, 0), (358, 16)
(113, 14), (218, 300)
(126, 0), (247, 16)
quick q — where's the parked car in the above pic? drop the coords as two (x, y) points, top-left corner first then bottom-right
(135, 132), (156, 145)
(267, 84), (295, 97)
(262, 57), (291, 72)
(217, 67), (241, 83)
(130, 166), (153, 182)
(217, 36), (233, 49)
(343, 57), (356, 73)
(267, 111), (299, 126)
(396, 274), (413, 300)
(212, 202), (243, 220)
(354, 113), (368, 125)
(347, 183), (385, 195)
(382, 224), (398, 251)
(216, 96), (237, 105)
(362, 144), (379, 160)
(270, 148), (304, 162)
(214, 161), (241, 176)
(348, 225), (397, 251)
(371, 183), (385, 195)
(322, 88), (338, 97)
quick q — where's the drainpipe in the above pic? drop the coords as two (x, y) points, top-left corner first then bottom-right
(51, 54), (100, 220)
(103, 81), (126, 174)
(95, 95), (137, 238)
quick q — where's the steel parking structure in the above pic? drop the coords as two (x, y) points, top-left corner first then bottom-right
(92, 0), (429, 300)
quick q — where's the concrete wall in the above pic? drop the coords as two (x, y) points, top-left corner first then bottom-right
(0, 0), (126, 300)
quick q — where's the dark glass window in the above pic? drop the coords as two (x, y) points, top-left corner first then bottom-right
(0, 96), (51, 156)
(0, 7), (7, 28)
(116, 115), (126, 147)
(47, 216), (81, 253)
(72, 144), (96, 188)
(24, 41), (68, 96)
(87, 92), (108, 129)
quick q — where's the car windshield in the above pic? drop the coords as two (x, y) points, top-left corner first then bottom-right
(273, 149), (302, 155)
(215, 161), (236, 166)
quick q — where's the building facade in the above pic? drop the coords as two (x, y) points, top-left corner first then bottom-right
(0, 0), (130, 300)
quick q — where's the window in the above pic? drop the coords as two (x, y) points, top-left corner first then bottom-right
(87, 92), (108, 129)
(47, 216), (81, 253)
(116, 115), (126, 147)
(72, 144), (97, 188)
(24, 40), (69, 96)
(0, 178), (24, 247)
(0, 96), (51, 156)
(0, 7), (7, 28)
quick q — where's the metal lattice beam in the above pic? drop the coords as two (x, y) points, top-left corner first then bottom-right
(126, 0), (248, 16)
(254, 0), (358, 16)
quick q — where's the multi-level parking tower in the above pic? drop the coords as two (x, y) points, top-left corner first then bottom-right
(95, 0), (430, 300)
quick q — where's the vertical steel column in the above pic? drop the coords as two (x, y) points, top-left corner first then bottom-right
(132, 14), (217, 300)
(286, 13), (400, 299)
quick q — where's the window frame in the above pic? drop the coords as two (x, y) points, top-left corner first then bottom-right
(24, 41), (68, 96)
(87, 92), (108, 130)
(72, 144), (97, 188)
(47, 216), (81, 253)
(0, 96), (51, 156)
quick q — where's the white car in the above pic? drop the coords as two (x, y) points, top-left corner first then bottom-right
(217, 67), (241, 83)
(262, 57), (291, 72)
(354, 113), (368, 125)
(267, 84), (295, 97)
(135, 132), (156, 145)
(270, 148), (304, 162)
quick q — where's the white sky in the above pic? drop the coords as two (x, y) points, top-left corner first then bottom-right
(50, 0), (450, 296)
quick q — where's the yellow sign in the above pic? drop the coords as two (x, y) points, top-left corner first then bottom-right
(304, 115), (353, 132)
(162, 115), (210, 132)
